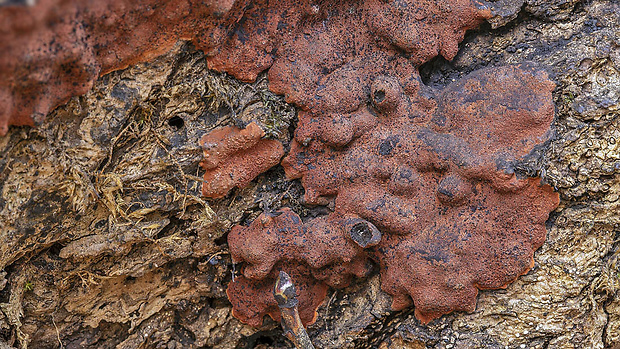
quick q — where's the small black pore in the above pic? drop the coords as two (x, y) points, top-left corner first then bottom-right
(374, 89), (386, 104)
(168, 115), (184, 129)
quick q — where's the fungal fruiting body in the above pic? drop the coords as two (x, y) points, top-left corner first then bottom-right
(228, 63), (559, 325)
(221, 0), (558, 326)
(200, 122), (284, 199)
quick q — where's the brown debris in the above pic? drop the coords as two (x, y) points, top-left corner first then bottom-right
(200, 122), (284, 198)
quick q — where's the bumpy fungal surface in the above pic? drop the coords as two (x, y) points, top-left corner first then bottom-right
(229, 63), (560, 325)
(1, 0), (560, 329)
(223, 1), (559, 326)
(0, 0), (488, 135)
(200, 122), (284, 198)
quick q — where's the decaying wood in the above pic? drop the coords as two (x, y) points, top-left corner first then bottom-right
(0, 1), (618, 348)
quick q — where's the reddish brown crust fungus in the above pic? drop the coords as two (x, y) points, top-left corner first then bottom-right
(227, 208), (374, 325)
(200, 122), (284, 199)
(229, 62), (559, 326)
(1, 0), (560, 329)
(215, 0), (557, 327)
(226, 262), (329, 327)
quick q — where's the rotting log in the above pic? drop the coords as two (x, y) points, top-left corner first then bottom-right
(0, 1), (618, 348)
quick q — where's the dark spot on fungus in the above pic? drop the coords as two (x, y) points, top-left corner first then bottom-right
(378, 136), (400, 156)
(374, 90), (386, 104)
(389, 167), (420, 195)
(436, 174), (473, 206)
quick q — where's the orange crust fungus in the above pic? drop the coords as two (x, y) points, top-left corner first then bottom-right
(1, 0), (560, 328)
(200, 122), (284, 199)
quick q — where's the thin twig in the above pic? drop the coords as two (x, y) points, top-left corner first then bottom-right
(273, 271), (315, 349)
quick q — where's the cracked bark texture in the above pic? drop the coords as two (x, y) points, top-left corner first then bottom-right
(0, 1), (619, 349)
